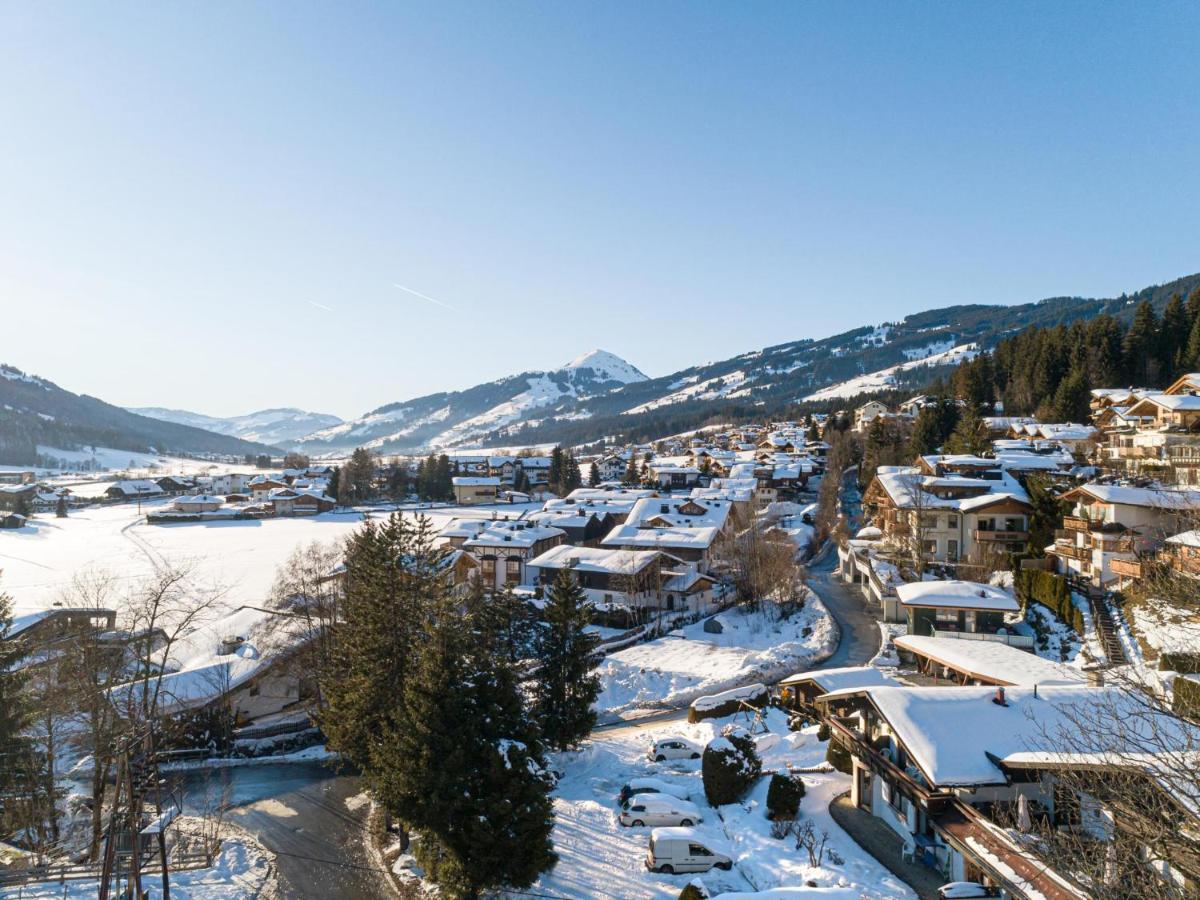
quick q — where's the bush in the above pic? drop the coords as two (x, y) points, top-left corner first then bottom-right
(826, 737), (852, 775)
(1174, 675), (1200, 718)
(766, 773), (805, 821)
(702, 728), (762, 805)
(688, 683), (769, 724)
(1161, 653), (1200, 674)
(816, 722), (830, 742)
(678, 883), (707, 900)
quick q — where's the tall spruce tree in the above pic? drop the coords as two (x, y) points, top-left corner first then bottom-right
(588, 461), (600, 487)
(534, 570), (600, 750)
(621, 455), (639, 485)
(1050, 368), (1091, 422)
(0, 582), (33, 841)
(1161, 293), (1189, 380)
(1123, 300), (1160, 386)
(908, 406), (942, 457)
(377, 593), (557, 896)
(547, 447), (564, 494)
(319, 514), (445, 769)
(944, 404), (988, 456)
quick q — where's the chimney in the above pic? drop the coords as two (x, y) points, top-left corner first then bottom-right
(992, 686), (1009, 707)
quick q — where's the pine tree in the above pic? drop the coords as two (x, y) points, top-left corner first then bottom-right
(319, 514), (445, 769)
(908, 406), (942, 457)
(548, 447), (564, 495)
(1123, 300), (1160, 386)
(1186, 314), (1200, 375)
(1161, 293), (1189, 380)
(54, 495), (68, 518)
(0, 584), (34, 840)
(534, 570), (600, 750)
(1050, 368), (1091, 422)
(621, 455), (639, 485)
(588, 461), (600, 487)
(1187, 287), (1200, 328)
(377, 595), (557, 895)
(561, 452), (582, 494)
(944, 404), (988, 456)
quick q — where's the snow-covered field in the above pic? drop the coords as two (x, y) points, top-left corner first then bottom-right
(536, 709), (913, 899)
(5, 821), (277, 899)
(0, 499), (542, 616)
(596, 597), (837, 719)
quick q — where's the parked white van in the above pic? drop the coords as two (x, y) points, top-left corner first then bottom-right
(646, 827), (733, 874)
(648, 737), (701, 762)
(619, 794), (703, 828)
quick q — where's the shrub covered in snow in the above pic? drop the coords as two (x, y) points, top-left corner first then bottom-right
(816, 722), (830, 741)
(765, 773), (805, 821)
(702, 727), (762, 805)
(825, 737), (852, 775)
(678, 882), (708, 900)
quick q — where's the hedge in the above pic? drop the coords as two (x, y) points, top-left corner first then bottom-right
(1174, 675), (1200, 718)
(817, 722), (831, 742)
(766, 773), (805, 821)
(1015, 569), (1084, 634)
(1161, 653), (1200, 674)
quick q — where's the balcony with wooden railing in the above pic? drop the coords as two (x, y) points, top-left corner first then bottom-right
(1051, 543), (1090, 562)
(1063, 515), (1090, 531)
(974, 528), (1029, 542)
(1110, 557), (1143, 579)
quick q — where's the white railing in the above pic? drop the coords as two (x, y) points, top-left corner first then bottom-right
(931, 628), (1035, 649)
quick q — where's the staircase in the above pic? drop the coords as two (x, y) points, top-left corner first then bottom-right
(1088, 592), (1128, 665)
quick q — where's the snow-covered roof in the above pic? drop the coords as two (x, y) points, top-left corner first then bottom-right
(624, 496), (731, 530)
(528, 544), (664, 576)
(1066, 483), (1200, 510)
(827, 684), (1190, 788)
(1167, 530), (1200, 548)
(779, 665), (898, 692)
(463, 520), (566, 549)
(895, 580), (1019, 612)
(452, 476), (501, 486)
(894, 635), (1087, 686)
(602, 523), (719, 552)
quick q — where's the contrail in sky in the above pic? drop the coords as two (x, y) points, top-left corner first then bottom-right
(308, 300), (334, 312)
(393, 283), (459, 312)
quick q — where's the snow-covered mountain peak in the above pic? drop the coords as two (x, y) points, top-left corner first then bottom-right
(561, 349), (647, 384)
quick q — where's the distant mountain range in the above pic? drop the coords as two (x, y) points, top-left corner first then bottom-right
(294, 349), (649, 455)
(5, 272), (1197, 465)
(0, 366), (277, 465)
(129, 407), (343, 447)
(293, 272), (1200, 455)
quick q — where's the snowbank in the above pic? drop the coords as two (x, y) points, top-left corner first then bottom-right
(596, 597), (838, 719)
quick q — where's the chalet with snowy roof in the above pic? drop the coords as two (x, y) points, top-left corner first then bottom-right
(853, 401), (889, 433)
(487, 456), (518, 483)
(268, 487), (335, 516)
(648, 463), (701, 490)
(1049, 484), (1200, 588)
(462, 520), (566, 590)
(205, 472), (250, 495)
(248, 476), (288, 500)
(0, 470), (35, 485)
(527, 545), (717, 619)
(816, 683), (1199, 898)
(894, 580), (1020, 638)
(778, 665), (898, 713)
(155, 475), (196, 495)
(5, 607), (117, 647)
(171, 494), (224, 514)
(0, 513), (27, 529)
(893, 635), (1088, 684)
(862, 465), (1033, 568)
(525, 507), (617, 546)
(104, 480), (165, 502)
(516, 456), (552, 486)
(452, 476), (500, 505)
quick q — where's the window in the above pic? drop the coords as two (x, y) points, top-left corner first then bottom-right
(935, 608), (959, 628)
(505, 559), (521, 583)
(947, 539), (958, 561)
(946, 514), (958, 527)
(688, 844), (712, 857)
(248, 683), (260, 697)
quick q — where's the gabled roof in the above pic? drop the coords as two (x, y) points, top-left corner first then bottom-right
(1062, 483), (1200, 510)
(895, 580), (1019, 612)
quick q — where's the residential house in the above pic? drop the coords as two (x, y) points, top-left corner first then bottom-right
(462, 521), (566, 590)
(854, 401), (889, 433)
(171, 494), (224, 514)
(1048, 484), (1200, 588)
(452, 476), (501, 505)
(104, 480), (165, 502)
(893, 635), (1087, 684)
(525, 507), (617, 546)
(894, 580), (1021, 637)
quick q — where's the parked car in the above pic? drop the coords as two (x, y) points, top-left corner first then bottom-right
(648, 737), (701, 762)
(618, 777), (691, 806)
(645, 827), (732, 874)
(938, 884), (997, 899)
(620, 794), (703, 828)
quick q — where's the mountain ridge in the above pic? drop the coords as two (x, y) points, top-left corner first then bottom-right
(129, 406), (343, 447)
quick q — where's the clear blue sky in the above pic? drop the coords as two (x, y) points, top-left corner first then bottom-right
(2, 2), (1197, 419)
